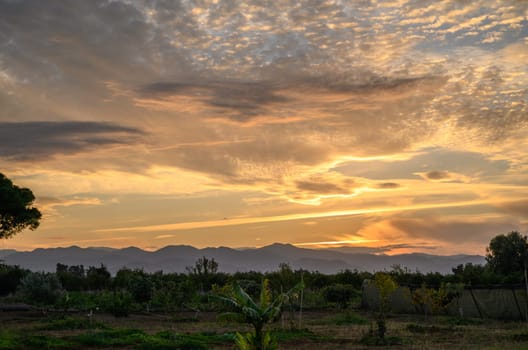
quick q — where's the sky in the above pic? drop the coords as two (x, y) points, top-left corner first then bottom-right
(0, 0), (527, 255)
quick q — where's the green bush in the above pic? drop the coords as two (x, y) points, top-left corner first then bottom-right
(99, 290), (134, 317)
(17, 272), (64, 306)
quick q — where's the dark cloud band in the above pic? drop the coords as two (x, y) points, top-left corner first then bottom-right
(0, 121), (144, 160)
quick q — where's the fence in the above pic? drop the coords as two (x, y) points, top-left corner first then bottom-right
(362, 281), (528, 320)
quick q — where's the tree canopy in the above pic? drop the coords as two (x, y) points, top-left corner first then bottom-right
(0, 173), (42, 239)
(486, 231), (528, 275)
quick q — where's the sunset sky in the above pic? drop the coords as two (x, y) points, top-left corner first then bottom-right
(1, 0), (527, 254)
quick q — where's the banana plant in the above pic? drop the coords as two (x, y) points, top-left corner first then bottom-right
(217, 278), (303, 350)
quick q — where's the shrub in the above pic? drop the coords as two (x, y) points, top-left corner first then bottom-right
(17, 272), (64, 306)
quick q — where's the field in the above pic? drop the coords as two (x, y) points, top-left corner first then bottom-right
(1, 309), (528, 349)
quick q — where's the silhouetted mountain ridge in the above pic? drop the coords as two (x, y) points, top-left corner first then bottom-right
(0, 244), (485, 274)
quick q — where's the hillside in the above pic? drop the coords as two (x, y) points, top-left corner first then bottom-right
(1, 243), (485, 274)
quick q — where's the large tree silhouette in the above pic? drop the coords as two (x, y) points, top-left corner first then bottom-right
(486, 231), (528, 275)
(0, 173), (41, 239)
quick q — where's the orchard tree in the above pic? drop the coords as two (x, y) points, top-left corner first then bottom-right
(486, 231), (528, 276)
(0, 173), (41, 239)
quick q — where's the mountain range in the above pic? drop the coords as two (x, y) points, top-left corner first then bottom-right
(0, 243), (485, 275)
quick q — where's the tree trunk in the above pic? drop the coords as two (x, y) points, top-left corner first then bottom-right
(299, 275), (304, 329)
(377, 316), (386, 339)
(255, 323), (263, 350)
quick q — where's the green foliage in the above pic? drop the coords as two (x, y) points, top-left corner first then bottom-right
(186, 256), (229, 294)
(187, 256), (219, 276)
(373, 272), (397, 314)
(322, 283), (359, 309)
(114, 268), (153, 303)
(267, 263), (297, 292)
(0, 264), (28, 296)
(271, 328), (330, 342)
(36, 316), (108, 330)
(406, 323), (456, 334)
(360, 330), (403, 346)
(20, 335), (72, 349)
(56, 290), (100, 311)
(235, 331), (277, 350)
(412, 283), (457, 319)
(443, 316), (484, 326)
(86, 264), (111, 290)
(328, 311), (368, 325)
(98, 290), (134, 317)
(17, 272), (64, 306)
(56, 263), (86, 291)
(70, 328), (148, 347)
(371, 272), (398, 341)
(217, 278), (304, 350)
(0, 330), (72, 350)
(0, 173), (41, 239)
(0, 327), (228, 350)
(486, 231), (528, 277)
(0, 329), (18, 350)
(335, 269), (371, 289)
(70, 329), (219, 349)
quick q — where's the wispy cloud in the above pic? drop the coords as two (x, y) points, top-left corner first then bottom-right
(0, 0), (526, 253)
(96, 198), (493, 234)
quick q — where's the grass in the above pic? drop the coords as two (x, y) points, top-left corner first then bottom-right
(406, 323), (458, 334)
(331, 311), (369, 325)
(311, 310), (368, 326)
(273, 328), (332, 342)
(69, 328), (149, 347)
(0, 330), (18, 350)
(1, 310), (528, 349)
(0, 328), (225, 349)
(441, 316), (485, 326)
(0, 330), (72, 350)
(36, 315), (108, 330)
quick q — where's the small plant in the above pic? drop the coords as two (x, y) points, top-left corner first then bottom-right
(217, 278), (303, 350)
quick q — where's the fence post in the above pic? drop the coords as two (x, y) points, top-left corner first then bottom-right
(469, 288), (483, 319)
(511, 288), (524, 321)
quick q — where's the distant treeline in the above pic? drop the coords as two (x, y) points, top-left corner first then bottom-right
(0, 254), (525, 316)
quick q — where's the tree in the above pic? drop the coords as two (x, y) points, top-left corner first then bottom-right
(86, 264), (111, 290)
(322, 283), (357, 309)
(0, 264), (29, 296)
(17, 272), (64, 306)
(186, 256), (219, 292)
(372, 272), (397, 341)
(486, 231), (528, 276)
(0, 173), (41, 239)
(186, 256), (219, 276)
(56, 263), (86, 291)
